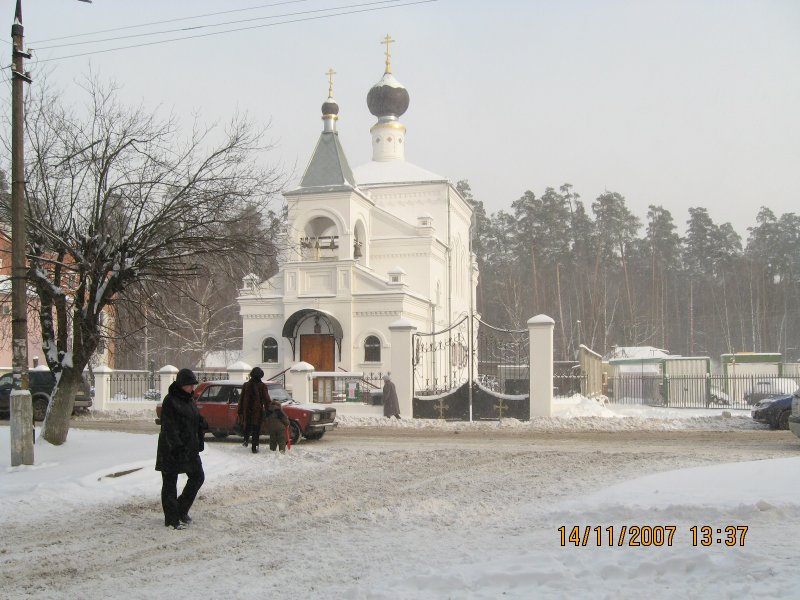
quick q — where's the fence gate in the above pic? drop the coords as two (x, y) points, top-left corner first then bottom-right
(412, 315), (530, 421)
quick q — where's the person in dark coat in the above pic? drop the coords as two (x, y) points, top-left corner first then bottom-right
(264, 399), (290, 453)
(238, 366), (270, 453)
(155, 368), (206, 530)
(382, 374), (401, 419)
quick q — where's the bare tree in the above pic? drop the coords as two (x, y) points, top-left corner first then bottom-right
(0, 76), (284, 444)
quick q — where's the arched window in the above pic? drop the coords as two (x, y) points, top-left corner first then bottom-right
(262, 337), (278, 363)
(364, 335), (381, 362)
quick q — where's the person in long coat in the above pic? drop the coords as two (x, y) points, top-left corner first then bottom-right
(382, 374), (401, 419)
(238, 366), (271, 453)
(155, 368), (206, 530)
(264, 399), (290, 453)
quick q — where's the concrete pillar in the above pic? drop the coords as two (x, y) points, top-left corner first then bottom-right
(10, 389), (33, 466)
(93, 365), (113, 411)
(287, 362), (314, 403)
(528, 315), (555, 418)
(389, 318), (417, 418)
(159, 365), (178, 400)
(227, 360), (252, 382)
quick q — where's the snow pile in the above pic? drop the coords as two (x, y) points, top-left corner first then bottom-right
(334, 394), (758, 432)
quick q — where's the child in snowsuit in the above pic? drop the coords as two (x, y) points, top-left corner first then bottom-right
(264, 399), (290, 453)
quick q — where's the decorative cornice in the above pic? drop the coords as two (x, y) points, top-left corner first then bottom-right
(353, 311), (402, 317)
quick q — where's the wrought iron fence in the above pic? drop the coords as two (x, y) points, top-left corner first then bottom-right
(606, 373), (800, 409)
(475, 317), (529, 395)
(312, 371), (384, 403)
(195, 370), (228, 383)
(108, 370), (152, 402)
(554, 361), (584, 397)
(413, 315), (470, 396)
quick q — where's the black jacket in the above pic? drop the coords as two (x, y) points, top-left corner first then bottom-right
(155, 382), (207, 473)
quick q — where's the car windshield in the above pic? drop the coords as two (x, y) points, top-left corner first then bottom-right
(267, 384), (291, 402)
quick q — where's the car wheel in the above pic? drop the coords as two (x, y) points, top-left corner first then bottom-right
(289, 421), (302, 445)
(778, 410), (790, 431)
(211, 432), (229, 439)
(32, 396), (49, 421)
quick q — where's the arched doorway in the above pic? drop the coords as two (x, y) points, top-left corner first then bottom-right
(282, 309), (343, 372)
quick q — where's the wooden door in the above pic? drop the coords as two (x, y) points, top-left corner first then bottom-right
(300, 334), (335, 371)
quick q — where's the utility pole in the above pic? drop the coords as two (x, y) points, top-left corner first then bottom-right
(8, 0), (92, 466)
(9, 0), (33, 466)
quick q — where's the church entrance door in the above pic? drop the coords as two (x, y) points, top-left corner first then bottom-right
(300, 334), (335, 372)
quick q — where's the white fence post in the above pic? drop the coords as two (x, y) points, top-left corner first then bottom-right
(159, 365), (178, 400)
(389, 318), (417, 418)
(287, 362), (314, 403)
(93, 365), (112, 411)
(528, 315), (554, 418)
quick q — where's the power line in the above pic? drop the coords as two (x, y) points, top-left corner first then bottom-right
(34, 0), (437, 64)
(31, 0), (310, 44)
(35, 0), (406, 51)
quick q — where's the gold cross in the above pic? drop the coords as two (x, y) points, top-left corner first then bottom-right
(325, 67), (336, 97)
(435, 399), (448, 419)
(494, 399), (508, 419)
(380, 34), (395, 74)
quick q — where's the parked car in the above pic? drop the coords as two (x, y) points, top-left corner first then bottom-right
(156, 380), (337, 444)
(751, 393), (793, 430)
(0, 368), (93, 421)
(743, 378), (799, 405)
(789, 393), (800, 440)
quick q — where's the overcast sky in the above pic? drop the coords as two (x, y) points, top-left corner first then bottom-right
(3, 0), (798, 237)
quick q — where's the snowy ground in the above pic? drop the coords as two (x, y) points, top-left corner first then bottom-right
(2, 396), (799, 599)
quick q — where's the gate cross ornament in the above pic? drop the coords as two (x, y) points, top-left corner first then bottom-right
(494, 399), (508, 419)
(435, 399), (448, 419)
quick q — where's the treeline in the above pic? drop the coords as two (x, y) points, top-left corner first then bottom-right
(458, 181), (800, 362)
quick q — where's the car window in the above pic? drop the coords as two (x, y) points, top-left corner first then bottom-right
(0, 373), (13, 387)
(229, 387), (241, 404)
(198, 385), (229, 403)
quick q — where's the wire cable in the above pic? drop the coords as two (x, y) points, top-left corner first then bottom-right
(31, 0), (310, 44)
(34, 0), (437, 64)
(34, 0), (405, 51)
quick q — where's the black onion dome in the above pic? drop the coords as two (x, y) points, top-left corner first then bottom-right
(367, 73), (409, 118)
(322, 98), (339, 116)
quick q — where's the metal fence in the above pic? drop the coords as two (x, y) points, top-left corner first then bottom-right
(106, 369), (228, 402)
(108, 370), (155, 402)
(606, 373), (800, 409)
(312, 371), (385, 404)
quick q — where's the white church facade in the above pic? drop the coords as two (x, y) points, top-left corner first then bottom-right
(238, 46), (478, 381)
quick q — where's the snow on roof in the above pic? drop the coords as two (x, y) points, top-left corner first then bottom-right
(604, 346), (669, 362)
(353, 159), (445, 186)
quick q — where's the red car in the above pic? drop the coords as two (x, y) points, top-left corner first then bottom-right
(156, 380), (337, 444)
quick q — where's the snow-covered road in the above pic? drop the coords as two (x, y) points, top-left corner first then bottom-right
(3, 422), (799, 599)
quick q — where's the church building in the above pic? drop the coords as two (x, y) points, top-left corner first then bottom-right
(238, 41), (477, 380)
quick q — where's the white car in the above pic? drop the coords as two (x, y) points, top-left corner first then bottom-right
(743, 378), (799, 405)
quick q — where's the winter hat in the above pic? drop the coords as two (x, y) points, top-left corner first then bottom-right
(383, 374), (391, 381)
(175, 368), (199, 386)
(249, 367), (264, 380)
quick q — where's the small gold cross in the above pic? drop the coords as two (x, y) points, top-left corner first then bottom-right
(380, 34), (395, 74)
(435, 399), (448, 419)
(494, 399), (508, 419)
(325, 67), (336, 97)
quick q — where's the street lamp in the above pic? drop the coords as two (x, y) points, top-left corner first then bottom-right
(9, 0), (92, 467)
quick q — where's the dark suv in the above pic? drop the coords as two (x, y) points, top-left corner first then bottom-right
(0, 369), (93, 421)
